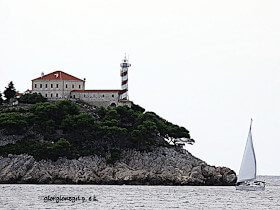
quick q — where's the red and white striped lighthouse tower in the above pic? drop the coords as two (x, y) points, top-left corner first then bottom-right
(120, 56), (131, 100)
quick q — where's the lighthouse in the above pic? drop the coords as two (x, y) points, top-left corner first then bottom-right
(120, 56), (131, 100)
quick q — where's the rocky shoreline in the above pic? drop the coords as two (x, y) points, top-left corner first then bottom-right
(0, 147), (236, 185)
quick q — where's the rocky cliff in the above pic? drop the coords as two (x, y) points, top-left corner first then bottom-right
(0, 147), (236, 185)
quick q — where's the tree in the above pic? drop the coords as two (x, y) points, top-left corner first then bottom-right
(47, 138), (72, 160)
(0, 138), (50, 161)
(4, 81), (16, 102)
(131, 120), (158, 146)
(97, 106), (107, 120)
(165, 124), (194, 146)
(131, 103), (145, 113)
(0, 112), (27, 134)
(61, 113), (95, 131)
(0, 92), (3, 105)
(142, 111), (194, 146)
(19, 93), (47, 104)
(115, 105), (138, 127)
(56, 100), (80, 116)
(98, 125), (128, 146)
(104, 109), (120, 121)
(29, 102), (60, 128)
(106, 149), (122, 165)
(28, 100), (80, 129)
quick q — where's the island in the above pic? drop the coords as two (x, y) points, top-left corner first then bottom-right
(0, 94), (236, 185)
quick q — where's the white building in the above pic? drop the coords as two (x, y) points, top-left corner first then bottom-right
(32, 70), (131, 107)
(32, 71), (85, 99)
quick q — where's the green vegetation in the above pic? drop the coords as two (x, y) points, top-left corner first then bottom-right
(0, 112), (27, 134)
(0, 92), (3, 105)
(0, 100), (194, 161)
(0, 81), (47, 105)
(0, 138), (73, 161)
(3, 81), (16, 102)
(28, 100), (80, 134)
(1, 107), (27, 113)
(47, 138), (72, 161)
(19, 93), (47, 104)
(106, 149), (122, 165)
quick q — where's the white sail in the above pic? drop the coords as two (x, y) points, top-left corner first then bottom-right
(237, 124), (256, 183)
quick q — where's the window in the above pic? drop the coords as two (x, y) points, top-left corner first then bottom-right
(45, 94), (47, 97)
(51, 84), (53, 88)
(51, 94), (53, 98)
(35, 84), (37, 88)
(72, 84), (74, 88)
(56, 84), (58, 88)
(56, 93), (58, 97)
(79, 85), (81, 89)
(66, 84), (68, 88)
(40, 84), (42, 88)
(45, 84), (48, 88)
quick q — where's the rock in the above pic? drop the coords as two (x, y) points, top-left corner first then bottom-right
(202, 165), (216, 177)
(0, 129), (25, 146)
(0, 147), (237, 185)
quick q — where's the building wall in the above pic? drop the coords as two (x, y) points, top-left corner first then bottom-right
(31, 77), (131, 108)
(118, 100), (132, 107)
(71, 91), (122, 107)
(32, 80), (85, 99)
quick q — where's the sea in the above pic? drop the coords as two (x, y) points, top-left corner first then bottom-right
(0, 176), (279, 210)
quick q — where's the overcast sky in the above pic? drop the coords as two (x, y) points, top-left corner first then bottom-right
(1, 0), (280, 175)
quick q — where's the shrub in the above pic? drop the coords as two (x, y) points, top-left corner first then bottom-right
(0, 138), (50, 161)
(0, 92), (3, 105)
(4, 81), (16, 102)
(61, 113), (95, 131)
(106, 149), (122, 165)
(19, 93), (47, 104)
(47, 138), (72, 161)
(29, 100), (80, 129)
(0, 113), (27, 134)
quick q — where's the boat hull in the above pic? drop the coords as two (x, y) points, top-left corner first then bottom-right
(236, 185), (265, 191)
(236, 180), (265, 191)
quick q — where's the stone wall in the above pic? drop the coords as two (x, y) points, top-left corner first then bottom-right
(32, 80), (85, 99)
(71, 91), (119, 103)
(71, 91), (131, 108)
(117, 100), (132, 107)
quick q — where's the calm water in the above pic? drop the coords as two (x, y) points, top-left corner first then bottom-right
(0, 176), (279, 209)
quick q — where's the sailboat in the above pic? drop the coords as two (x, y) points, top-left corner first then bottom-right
(236, 119), (265, 191)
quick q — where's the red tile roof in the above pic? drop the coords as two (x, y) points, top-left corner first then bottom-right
(32, 71), (83, 81)
(72, 90), (120, 92)
(16, 93), (23, 96)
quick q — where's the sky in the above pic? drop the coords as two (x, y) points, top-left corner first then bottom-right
(0, 0), (280, 175)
